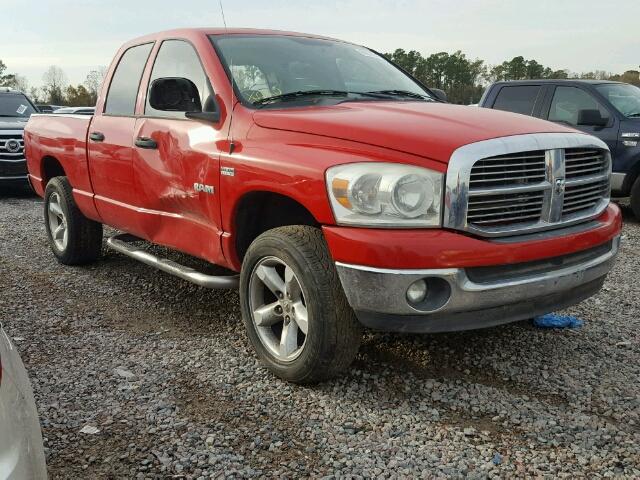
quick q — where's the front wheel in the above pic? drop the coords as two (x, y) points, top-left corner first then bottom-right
(240, 226), (362, 384)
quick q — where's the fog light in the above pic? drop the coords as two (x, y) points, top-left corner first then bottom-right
(406, 279), (428, 304)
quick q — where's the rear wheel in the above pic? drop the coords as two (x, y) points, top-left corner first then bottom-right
(240, 226), (362, 384)
(44, 176), (103, 265)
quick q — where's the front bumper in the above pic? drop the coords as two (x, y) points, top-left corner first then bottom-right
(0, 159), (29, 187)
(336, 236), (619, 333)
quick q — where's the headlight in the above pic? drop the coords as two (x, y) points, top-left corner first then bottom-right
(326, 162), (443, 227)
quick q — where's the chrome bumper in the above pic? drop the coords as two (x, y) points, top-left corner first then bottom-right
(336, 237), (620, 333)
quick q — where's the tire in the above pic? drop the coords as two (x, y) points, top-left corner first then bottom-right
(630, 176), (640, 220)
(44, 176), (103, 265)
(240, 225), (362, 384)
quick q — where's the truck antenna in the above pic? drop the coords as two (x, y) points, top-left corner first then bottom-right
(219, 0), (235, 154)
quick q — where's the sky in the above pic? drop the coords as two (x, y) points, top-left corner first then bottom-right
(1, 0), (638, 89)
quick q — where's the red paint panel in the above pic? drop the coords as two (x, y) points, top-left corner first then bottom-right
(253, 102), (576, 163)
(323, 203), (622, 269)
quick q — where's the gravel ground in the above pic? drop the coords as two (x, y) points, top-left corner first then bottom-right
(1, 191), (639, 478)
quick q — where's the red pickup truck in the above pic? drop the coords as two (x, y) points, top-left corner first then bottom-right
(25, 29), (621, 383)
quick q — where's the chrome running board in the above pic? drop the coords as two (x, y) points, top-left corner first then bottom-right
(106, 234), (239, 289)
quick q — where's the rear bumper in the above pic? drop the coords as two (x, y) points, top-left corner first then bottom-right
(336, 237), (618, 333)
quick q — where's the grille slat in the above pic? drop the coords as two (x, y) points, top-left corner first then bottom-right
(472, 213), (542, 225)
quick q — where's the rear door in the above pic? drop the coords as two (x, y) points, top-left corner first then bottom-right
(132, 39), (226, 264)
(489, 84), (547, 118)
(87, 42), (153, 233)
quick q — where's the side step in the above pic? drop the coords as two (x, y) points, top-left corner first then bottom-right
(106, 234), (239, 290)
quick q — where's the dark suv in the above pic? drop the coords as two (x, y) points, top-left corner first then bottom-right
(479, 80), (640, 217)
(0, 87), (38, 188)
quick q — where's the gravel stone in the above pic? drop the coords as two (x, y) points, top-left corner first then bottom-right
(1, 193), (639, 477)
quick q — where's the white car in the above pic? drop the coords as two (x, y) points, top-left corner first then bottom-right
(0, 325), (47, 479)
(52, 107), (95, 115)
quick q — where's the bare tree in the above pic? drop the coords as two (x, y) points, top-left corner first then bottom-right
(42, 66), (68, 104)
(84, 66), (107, 105)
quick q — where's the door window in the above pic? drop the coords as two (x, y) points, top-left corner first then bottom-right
(548, 86), (609, 126)
(492, 85), (541, 115)
(104, 43), (153, 115)
(145, 40), (212, 118)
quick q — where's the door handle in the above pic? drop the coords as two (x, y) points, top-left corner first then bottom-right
(89, 131), (105, 142)
(135, 137), (158, 149)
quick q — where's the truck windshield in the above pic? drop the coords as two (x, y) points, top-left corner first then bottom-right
(596, 83), (640, 118)
(0, 93), (37, 117)
(210, 35), (433, 107)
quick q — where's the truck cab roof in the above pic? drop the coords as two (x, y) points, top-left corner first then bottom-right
(489, 79), (624, 86)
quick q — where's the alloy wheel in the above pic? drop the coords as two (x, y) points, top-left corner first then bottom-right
(248, 256), (309, 361)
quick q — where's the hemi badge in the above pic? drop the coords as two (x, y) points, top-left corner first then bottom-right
(221, 166), (235, 177)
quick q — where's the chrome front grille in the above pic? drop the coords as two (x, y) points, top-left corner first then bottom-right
(0, 131), (25, 162)
(444, 133), (611, 237)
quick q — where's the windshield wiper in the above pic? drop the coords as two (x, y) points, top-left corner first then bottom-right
(366, 89), (430, 100)
(254, 90), (352, 106)
(628, 112), (640, 118)
(253, 89), (392, 107)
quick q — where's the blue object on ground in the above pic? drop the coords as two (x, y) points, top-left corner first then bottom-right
(533, 314), (583, 329)
(492, 453), (503, 465)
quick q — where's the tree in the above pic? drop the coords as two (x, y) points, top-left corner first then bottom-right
(42, 66), (68, 104)
(0, 59), (17, 86)
(29, 87), (43, 104)
(610, 70), (640, 86)
(65, 85), (93, 106)
(84, 67), (107, 105)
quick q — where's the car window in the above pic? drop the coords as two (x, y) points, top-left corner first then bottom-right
(492, 85), (541, 115)
(596, 83), (640, 118)
(548, 86), (609, 126)
(145, 40), (211, 118)
(212, 35), (433, 107)
(0, 93), (37, 117)
(104, 43), (154, 116)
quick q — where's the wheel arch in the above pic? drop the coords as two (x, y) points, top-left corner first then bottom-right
(231, 190), (321, 267)
(40, 155), (66, 186)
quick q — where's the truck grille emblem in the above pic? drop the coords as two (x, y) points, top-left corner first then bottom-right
(554, 178), (566, 195)
(5, 139), (21, 153)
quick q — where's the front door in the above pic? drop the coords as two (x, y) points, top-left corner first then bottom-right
(132, 39), (226, 264)
(544, 85), (620, 154)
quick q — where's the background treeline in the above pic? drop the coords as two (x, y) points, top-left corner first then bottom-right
(1, 51), (640, 107)
(385, 49), (639, 104)
(0, 60), (106, 106)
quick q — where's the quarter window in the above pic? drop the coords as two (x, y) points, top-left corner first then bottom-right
(104, 43), (153, 115)
(548, 86), (610, 126)
(145, 40), (211, 118)
(492, 85), (541, 115)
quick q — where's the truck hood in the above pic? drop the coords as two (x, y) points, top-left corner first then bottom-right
(252, 102), (576, 163)
(0, 117), (28, 131)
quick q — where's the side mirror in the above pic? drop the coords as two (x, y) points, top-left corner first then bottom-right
(577, 109), (608, 127)
(149, 77), (202, 112)
(430, 88), (447, 102)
